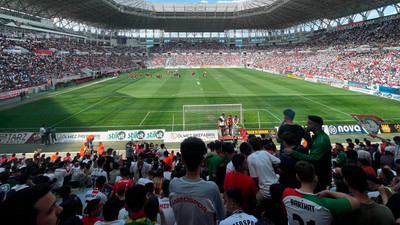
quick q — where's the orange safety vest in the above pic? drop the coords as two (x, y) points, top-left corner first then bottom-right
(51, 154), (58, 161)
(86, 135), (95, 143)
(98, 144), (104, 155)
(80, 145), (86, 157)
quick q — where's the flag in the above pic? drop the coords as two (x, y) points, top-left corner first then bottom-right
(350, 114), (384, 138)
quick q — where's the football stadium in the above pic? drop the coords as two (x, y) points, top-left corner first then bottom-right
(0, 0), (400, 224)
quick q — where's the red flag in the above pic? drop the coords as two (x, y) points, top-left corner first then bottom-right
(350, 114), (384, 138)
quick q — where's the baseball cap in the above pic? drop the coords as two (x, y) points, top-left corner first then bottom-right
(308, 115), (323, 125)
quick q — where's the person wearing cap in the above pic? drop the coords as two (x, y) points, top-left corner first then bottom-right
(284, 115), (332, 192)
(276, 109), (306, 153)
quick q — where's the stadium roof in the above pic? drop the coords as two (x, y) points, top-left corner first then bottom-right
(3, 0), (400, 32)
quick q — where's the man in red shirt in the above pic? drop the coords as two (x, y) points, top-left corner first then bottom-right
(110, 167), (133, 198)
(223, 154), (257, 215)
(7, 153), (17, 162)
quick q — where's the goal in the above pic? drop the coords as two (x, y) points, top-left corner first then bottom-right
(182, 104), (244, 130)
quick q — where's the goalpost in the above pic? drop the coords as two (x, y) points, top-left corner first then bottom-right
(182, 104), (244, 130)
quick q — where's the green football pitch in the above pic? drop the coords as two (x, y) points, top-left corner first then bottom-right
(0, 68), (399, 132)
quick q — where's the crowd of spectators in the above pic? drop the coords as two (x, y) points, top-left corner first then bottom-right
(1, 111), (400, 225)
(0, 34), (146, 92)
(149, 17), (400, 87)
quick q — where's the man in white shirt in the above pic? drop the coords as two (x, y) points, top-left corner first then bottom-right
(91, 156), (112, 189)
(39, 125), (46, 145)
(130, 153), (152, 183)
(218, 114), (226, 137)
(84, 176), (107, 215)
(247, 137), (281, 203)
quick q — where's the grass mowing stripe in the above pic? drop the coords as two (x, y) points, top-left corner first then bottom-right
(51, 97), (111, 127)
(295, 94), (351, 117)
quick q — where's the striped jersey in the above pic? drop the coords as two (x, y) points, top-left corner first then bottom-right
(282, 188), (352, 225)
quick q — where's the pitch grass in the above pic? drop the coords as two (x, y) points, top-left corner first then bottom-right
(0, 68), (399, 132)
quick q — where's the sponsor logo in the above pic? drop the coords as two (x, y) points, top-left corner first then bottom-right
(170, 132), (178, 140)
(117, 131), (126, 140)
(156, 130), (164, 139)
(328, 125), (338, 135)
(327, 125), (366, 135)
(0, 133), (31, 144)
(137, 131), (145, 139)
(381, 124), (391, 133)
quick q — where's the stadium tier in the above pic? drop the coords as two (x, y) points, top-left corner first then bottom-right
(1, 2), (400, 225)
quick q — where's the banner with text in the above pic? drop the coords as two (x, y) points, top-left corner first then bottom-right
(0, 132), (34, 144)
(325, 124), (368, 135)
(56, 132), (108, 143)
(107, 129), (165, 141)
(246, 128), (277, 137)
(164, 130), (218, 143)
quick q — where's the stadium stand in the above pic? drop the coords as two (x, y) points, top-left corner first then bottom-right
(1, 0), (400, 224)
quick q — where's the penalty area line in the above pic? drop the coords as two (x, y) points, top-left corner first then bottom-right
(139, 112), (151, 126)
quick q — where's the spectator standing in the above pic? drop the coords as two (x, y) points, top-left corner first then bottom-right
(130, 153), (151, 183)
(284, 115), (332, 192)
(169, 137), (225, 225)
(247, 137), (281, 203)
(223, 154), (257, 215)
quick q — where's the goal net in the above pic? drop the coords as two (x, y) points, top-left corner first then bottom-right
(183, 104), (244, 130)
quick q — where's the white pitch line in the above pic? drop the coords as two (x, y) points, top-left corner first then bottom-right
(295, 94), (351, 116)
(264, 109), (281, 121)
(139, 112), (151, 126)
(51, 97), (111, 127)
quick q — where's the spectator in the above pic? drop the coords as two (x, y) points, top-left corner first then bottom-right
(125, 185), (152, 225)
(284, 115), (332, 192)
(0, 184), (63, 225)
(282, 161), (359, 225)
(220, 188), (258, 225)
(94, 199), (124, 225)
(247, 137), (281, 203)
(337, 163), (396, 225)
(223, 153), (257, 215)
(130, 153), (152, 183)
(169, 137), (225, 225)
(82, 199), (103, 225)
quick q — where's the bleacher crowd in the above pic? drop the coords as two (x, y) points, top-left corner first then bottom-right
(0, 110), (400, 225)
(2, 16), (400, 93)
(0, 35), (146, 92)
